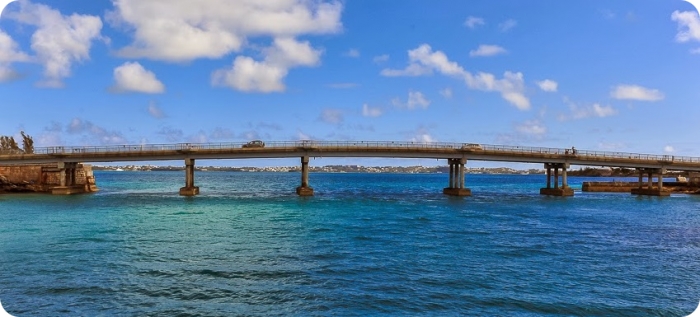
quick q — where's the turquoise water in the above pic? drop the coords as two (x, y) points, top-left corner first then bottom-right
(2, 171), (700, 316)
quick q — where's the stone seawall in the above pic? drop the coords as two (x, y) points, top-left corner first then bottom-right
(0, 163), (98, 194)
(582, 181), (699, 194)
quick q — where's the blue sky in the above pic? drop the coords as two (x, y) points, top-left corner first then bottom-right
(1, 0), (699, 167)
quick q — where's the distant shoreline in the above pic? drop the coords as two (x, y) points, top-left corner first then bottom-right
(92, 165), (693, 177)
(93, 165), (543, 175)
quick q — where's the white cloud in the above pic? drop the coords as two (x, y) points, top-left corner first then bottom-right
(406, 44), (467, 76)
(591, 103), (617, 117)
(381, 63), (432, 77)
(439, 87), (452, 99)
(343, 48), (360, 58)
(209, 127), (235, 140)
(66, 118), (127, 145)
(297, 130), (312, 140)
(691, 47), (700, 54)
(107, 0), (341, 93)
(537, 79), (558, 92)
(391, 91), (430, 110)
(157, 126), (184, 142)
(664, 145), (675, 153)
(9, 1), (103, 87)
(319, 109), (343, 125)
(393, 91), (431, 110)
(0, 30), (30, 82)
(212, 56), (286, 92)
(373, 54), (389, 63)
(187, 131), (208, 143)
(465, 71), (530, 110)
(672, 10), (700, 43)
(381, 44), (465, 77)
(362, 104), (382, 117)
(264, 37), (323, 67)
(611, 85), (664, 101)
(0, 67), (20, 82)
(408, 91), (430, 109)
(381, 44), (530, 110)
(35, 121), (64, 146)
(109, 0), (342, 62)
(469, 44), (507, 57)
(464, 16), (485, 29)
(499, 19), (517, 32)
(412, 134), (436, 143)
(112, 62), (165, 94)
(409, 127), (437, 143)
(212, 37), (322, 92)
(515, 120), (546, 136)
(37, 131), (62, 146)
(560, 99), (617, 120)
(147, 101), (166, 119)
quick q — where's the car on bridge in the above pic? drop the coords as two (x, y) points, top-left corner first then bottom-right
(242, 140), (265, 148)
(461, 143), (483, 151)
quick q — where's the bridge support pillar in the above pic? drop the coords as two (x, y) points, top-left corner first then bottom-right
(52, 162), (85, 195)
(179, 158), (200, 196)
(632, 168), (669, 196)
(540, 163), (574, 196)
(443, 158), (471, 196)
(296, 156), (314, 196)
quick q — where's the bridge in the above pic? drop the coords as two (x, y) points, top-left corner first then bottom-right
(2, 141), (699, 197)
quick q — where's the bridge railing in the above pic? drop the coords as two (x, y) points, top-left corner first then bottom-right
(13, 141), (700, 164)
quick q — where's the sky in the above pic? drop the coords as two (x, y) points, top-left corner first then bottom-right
(1, 0), (699, 167)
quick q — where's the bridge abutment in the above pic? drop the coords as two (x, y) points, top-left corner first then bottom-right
(179, 158), (200, 196)
(631, 168), (669, 196)
(51, 162), (86, 195)
(443, 158), (471, 196)
(540, 163), (574, 196)
(296, 156), (314, 196)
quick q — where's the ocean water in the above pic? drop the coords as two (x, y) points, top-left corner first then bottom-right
(1, 171), (700, 316)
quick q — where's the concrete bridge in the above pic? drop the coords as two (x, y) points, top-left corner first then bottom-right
(2, 141), (699, 197)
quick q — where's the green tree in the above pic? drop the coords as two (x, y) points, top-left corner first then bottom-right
(21, 131), (34, 154)
(0, 134), (25, 154)
(0, 136), (7, 150)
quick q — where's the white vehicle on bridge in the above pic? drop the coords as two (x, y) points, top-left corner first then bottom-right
(461, 143), (483, 151)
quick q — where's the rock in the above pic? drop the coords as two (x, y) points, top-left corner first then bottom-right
(0, 175), (8, 185)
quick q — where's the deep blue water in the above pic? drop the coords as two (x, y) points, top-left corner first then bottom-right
(2, 171), (700, 316)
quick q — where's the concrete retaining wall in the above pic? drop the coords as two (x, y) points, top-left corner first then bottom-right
(0, 163), (97, 194)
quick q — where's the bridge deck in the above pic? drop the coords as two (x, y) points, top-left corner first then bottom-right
(1, 141), (699, 171)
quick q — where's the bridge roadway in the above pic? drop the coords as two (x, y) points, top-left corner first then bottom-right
(1, 141), (699, 197)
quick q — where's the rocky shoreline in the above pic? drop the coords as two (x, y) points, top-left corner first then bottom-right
(0, 174), (46, 193)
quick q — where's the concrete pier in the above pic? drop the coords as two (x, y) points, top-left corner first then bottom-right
(443, 158), (471, 196)
(296, 156), (314, 196)
(631, 168), (670, 196)
(540, 163), (574, 196)
(179, 158), (200, 196)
